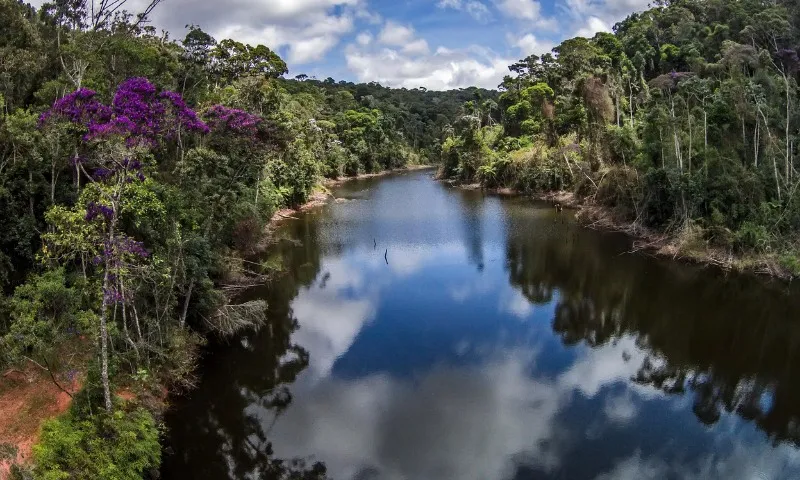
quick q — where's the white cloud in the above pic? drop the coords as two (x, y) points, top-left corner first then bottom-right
(557, 336), (662, 401)
(354, 6), (383, 25)
(573, 15), (612, 38)
(356, 31), (373, 46)
(403, 38), (430, 56)
(494, 0), (543, 20)
(560, 0), (651, 38)
(346, 43), (512, 90)
(508, 32), (556, 56)
(437, 0), (492, 22)
(290, 258), (378, 379)
(465, 1), (492, 20)
(378, 21), (416, 46)
(564, 0), (650, 24)
(287, 35), (342, 64)
(603, 392), (638, 424)
(25, 0), (657, 87)
(595, 441), (800, 480)
(27, 0), (371, 67)
(268, 350), (567, 480)
(501, 289), (535, 319)
(261, 332), (670, 480)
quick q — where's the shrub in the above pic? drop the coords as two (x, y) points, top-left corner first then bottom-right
(34, 407), (160, 480)
(642, 168), (678, 228)
(734, 221), (770, 253)
(596, 165), (644, 219)
(2, 269), (93, 364)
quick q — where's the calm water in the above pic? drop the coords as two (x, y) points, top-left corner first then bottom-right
(162, 169), (800, 480)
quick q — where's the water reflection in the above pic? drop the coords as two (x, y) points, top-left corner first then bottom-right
(162, 170), (800, 480)
(503, 206), (800, 445)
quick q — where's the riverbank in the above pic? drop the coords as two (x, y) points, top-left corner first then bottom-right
(444, 178), (796, 281)
(324, 164), (435, 187)
(0, 367), (77, 477)
(269, 165), (435, 225)
(0, 166), (431, 477)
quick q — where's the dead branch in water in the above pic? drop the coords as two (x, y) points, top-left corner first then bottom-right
(205, 300), (268, 336)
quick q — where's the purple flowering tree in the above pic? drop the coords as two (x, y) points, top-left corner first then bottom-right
(203, 104), (262, 137)
(40, 77), (207, 411)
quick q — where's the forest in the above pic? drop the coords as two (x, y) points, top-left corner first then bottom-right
(442, 0), (800, 275)
(1, 0), (800, 477)
(0, 0), (495, 477)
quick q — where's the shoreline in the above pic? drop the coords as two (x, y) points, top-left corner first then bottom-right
(323, 164), (435, 187)
(268, 164), (435, 225)
(444, 179), (795, 281)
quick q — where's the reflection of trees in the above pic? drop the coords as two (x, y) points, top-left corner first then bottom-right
(504, 207), (800, 446)
(161, 216), (328, 479)
(455, 191), (486, 271)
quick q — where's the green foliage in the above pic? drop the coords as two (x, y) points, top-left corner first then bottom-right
(1, 268), (92, 362)
(440, 0), (800, 270)
(33, 407), (160, 480)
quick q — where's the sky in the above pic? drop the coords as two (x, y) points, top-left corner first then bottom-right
(36, 0), (653, 90)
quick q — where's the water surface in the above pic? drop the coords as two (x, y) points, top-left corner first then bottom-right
(162, 169), (800, 480)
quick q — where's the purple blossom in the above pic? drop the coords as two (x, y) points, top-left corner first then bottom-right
(103, 287), (123, 304)
(41, 77), (208, 147)
(85, 201), (114, 221)
(160, 90), (210, 135)
(101, 235), (150, 260)
(93, 168), (114, 180)
(203, 105), (262, 137)
(39, 88), (112, 127)
(120, 238), (150, 258)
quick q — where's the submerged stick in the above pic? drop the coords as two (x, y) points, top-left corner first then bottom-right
(385, 248), (388, 264)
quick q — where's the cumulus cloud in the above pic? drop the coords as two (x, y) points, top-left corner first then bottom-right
(32, 0), (374, 66)
(290, 258), (378, 379)
(494, 0), (542, 19)
(267, 350), (567, 480)
(603, 392), (638, 424)
(437, 0), (492, 22)
(356, 31), (373, 46)
(564, 0), (651, 25)
(500, 289), (535, 319)
(503, 0), (651, 68)
(573, 16), (612, 38)
(508, 32), (556, 56)
(378, 21), (416, 46)
(24, 0), (659, 89)
(345, 42), (512, 90)
(595, 442), (800, 480)
(403, 38), (430, 56)
(261, 333), (660, 480)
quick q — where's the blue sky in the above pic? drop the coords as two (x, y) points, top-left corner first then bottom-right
(34, 0), (653, 89)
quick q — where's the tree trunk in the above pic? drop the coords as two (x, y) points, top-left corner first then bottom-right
(180, 279), (194, 328)
(786, 78), (791, 183)
(99, 258), (113, 412)
(754, 121), (759, 168)
(628, 78), (634, 126)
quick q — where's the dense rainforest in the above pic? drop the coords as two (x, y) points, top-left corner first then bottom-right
(442, 0), (800, 275)
(2, 0), (800, 477)
(0, 0), (494, 477)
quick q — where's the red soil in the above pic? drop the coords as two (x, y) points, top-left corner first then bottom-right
(0, 367), (78, 477)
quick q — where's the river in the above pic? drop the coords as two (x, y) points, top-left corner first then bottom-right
(161, 168), (800, 480)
